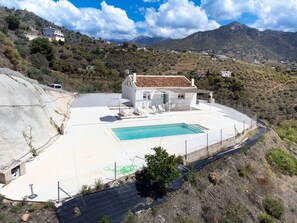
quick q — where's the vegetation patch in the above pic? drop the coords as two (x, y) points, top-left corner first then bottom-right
(136, 147), (181, 197)
(262, 197), (285, 219)
(266, 148), (297, 176)
(274, 120), (297, 143)
(219, 202), (248, 223)
(257, 213), (275, 223)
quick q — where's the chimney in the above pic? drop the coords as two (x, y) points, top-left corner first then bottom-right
(191, 78), (195, 86)
(133, 73), (137, 82)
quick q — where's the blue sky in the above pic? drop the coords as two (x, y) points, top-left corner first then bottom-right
(0, 0), (297, 39)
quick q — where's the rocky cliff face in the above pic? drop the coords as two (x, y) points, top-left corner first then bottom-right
(0, 69), (73, 167)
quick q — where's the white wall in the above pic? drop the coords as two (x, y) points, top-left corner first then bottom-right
(122, 77), (136, 106)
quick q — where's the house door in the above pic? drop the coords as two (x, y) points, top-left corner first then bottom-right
(161, 92), (168, 104)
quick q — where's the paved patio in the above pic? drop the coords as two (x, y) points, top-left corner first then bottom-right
(0, 94), (254, 201)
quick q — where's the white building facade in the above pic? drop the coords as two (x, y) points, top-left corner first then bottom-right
(122, 74), (212, 111)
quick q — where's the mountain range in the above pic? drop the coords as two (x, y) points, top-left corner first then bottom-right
(148, 22), (297, 63)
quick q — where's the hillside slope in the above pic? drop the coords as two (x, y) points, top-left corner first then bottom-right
(152, 22), (297, 63)
(135, 130), (297, 223)
(0, 69), (73, 168)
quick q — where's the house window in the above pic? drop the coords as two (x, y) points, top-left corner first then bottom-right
(178, 93), (185, 99)
(143, 92), (151, 100)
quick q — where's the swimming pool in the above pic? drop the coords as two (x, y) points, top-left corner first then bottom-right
(112, 123), (206, 140)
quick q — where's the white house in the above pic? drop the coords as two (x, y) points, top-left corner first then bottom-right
(122, 74), (213, 111)
(42, 26), (65, 42)
(220, 71), (232, 78)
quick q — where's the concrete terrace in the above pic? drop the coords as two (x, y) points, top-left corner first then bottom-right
(0, 93), (254, 202)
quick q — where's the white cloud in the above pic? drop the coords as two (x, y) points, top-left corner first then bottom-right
(201, 0), (253, 21)
(139, 0), (220, 38)
(201, 0), (297, 31)
(252, 0), (297, 31)
(0, 0), (137, 39)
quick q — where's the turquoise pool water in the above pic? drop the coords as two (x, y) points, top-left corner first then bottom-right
(112, 123), (206, 140)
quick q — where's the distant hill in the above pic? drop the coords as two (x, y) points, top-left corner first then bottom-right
(107, 36), (170, 46)
(152, 22), (297, 63)
(130, 35), (170, 46)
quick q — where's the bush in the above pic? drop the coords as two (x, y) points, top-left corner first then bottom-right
(219, 202), (248, 223)
(257, 213), (275, 223)
(262, 197), (285, 219)
(30, 37), (54, 61)
(94, 179), (104, 191)
(267, 148), (297, 176)
(3, 46), (20, 65)
(44, 200), (55, 209)
(80, 185), (92, 195)
(0, 194), (4, 203)
(27, 66), (44, 82)
(5, 15), (20, 30)
(274, 120), (297, 143)
(100, 216), (112, 223)
(30, 53), (49, 68)
(136, 147), (181, 197)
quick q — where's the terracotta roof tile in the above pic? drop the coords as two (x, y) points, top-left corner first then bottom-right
(131, 75), (193, 88)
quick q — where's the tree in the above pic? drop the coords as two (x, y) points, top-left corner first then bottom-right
(136, 147), (181, 197)
(30, 37), (54, 61)
(5, 15), (20, 30)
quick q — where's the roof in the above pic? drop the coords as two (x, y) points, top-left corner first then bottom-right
(130, 75), (194, 88)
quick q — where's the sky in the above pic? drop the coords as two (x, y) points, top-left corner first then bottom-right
(0, 0), (297, 40)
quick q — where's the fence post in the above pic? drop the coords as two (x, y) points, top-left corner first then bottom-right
(206, 133), (209, 156)
(58, 181), (60, 203)
(114, 162), (117, 181)
(243, 120), (245, 132)
(220, 129), (222, 145)
(185, 140), (188, 161)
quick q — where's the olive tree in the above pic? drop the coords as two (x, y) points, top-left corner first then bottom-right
(136, 147), (181, 197)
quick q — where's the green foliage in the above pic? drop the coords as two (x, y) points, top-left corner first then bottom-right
(28, 204), (38, 213)
(267, 148), (297, 176)
(5, 15), (20, 30)
(262, 197), (285, 219)
(30, 53), (49, 68)
(100, 216), (112, 223)
(51, 60), (74, 73)
(0, 194), (4, 203)
(274, 120), (297, 143)
(27, 66), (44, 82)
(257, 213), (275, 223)
(219, 202), (248, 223)
(80, 185), (92, 195)
(44, 200), (55, 209)
(94, 179), (104, 191)
(238, 168), (248, 177)
(145, 147), (180, 193)
(136, 147), (181, 197)
(3, 46), (20, 66)
(30, 37), (54, 61)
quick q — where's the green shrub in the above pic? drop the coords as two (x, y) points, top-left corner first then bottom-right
(0, 194), (4, 203)
(44, 200), (55, 209)
(80, 185), (92, 195)
(94, 179), (104, 191)
(28, 204), (38, 213)
(5, 15), (20, 30)
(219, 202), (248, 223)
(266, 148), (297, 176)
(262, 197), (285, 219)
(100, 216), (112, 223)
(257, 213), (275, 223)
(274, 120), (297, 143)
(238, 168), (248, 177)
(138, 147), (181, 196)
